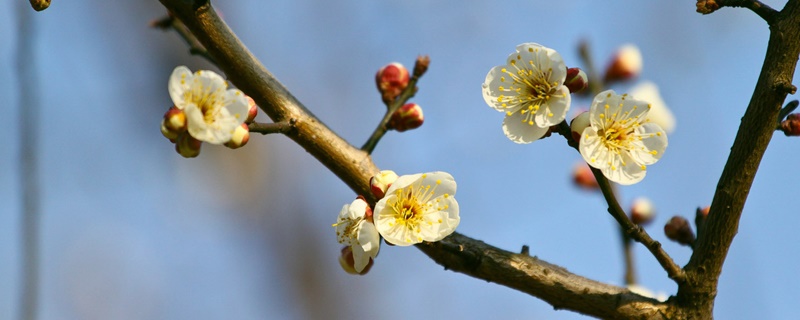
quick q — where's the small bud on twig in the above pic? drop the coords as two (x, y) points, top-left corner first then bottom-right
(376, 62), (410, 104)
(413, 55), (430, 78)
(664, 216), (695, 247)
(603, 44), (642, 83)
(780, 113), (800, 136)
(565, 67), (589, 93)
(388, 103), (424, 132)
(175, 133), (202, 158)
(630, 197), (656, 226)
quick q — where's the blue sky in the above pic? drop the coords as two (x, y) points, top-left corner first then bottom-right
(1, 1), (797, 319)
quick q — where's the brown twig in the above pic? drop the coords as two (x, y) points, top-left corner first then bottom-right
(248, 120), (296, 135)
(696, 0), (778, 23)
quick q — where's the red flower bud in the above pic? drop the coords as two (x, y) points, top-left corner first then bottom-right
(630, 197), (655, 226)
(338, 246), (373, 275)
(565, 67), (589, 93)
(245, 96), (258, 124)
(603, 44), (642, 83)
(572, 162), (599, 190)
(781, 113), (800, 136)
(224, 123), (250, 149)
(376, 62), (410, 103)
(388, 103), (424, 132)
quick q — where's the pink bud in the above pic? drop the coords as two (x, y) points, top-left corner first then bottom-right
(376, 62), (410, 103)
(565, 67), (588, 93)
(664, 216), (695, 247)
(370, 170), (399, 199)
(572, 162), (599, 190)
(224, 123), (250, 149)
(603, 44), (642, 83)
(245, 96), (258, 124)
(338, 246), (372, 275)
(388, 103), (424, 132)
(413, 55), (430, 78)
(175, 133), (202, 158)
(630, 197), (655, 225)
(781, 113), (800, 136)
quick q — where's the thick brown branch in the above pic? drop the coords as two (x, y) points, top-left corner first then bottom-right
(418, 232), (669, 319)
(158, 0), (671, 317)
(678, 0), (800, 316)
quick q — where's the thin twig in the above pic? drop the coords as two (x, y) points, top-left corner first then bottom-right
(360, 62), (426, 154)
(248, 120), (295, 135)
(696, 0), (778, 23)
(151, 14), (217, 64)
(16, 3), (41, 320)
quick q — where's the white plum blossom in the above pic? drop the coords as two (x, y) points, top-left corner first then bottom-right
(333, 198), (380, 273)
(482, 43), (571, 143)
(579, 90), (668, 185)
(373, 172), (460, 246)
(168, 66), (249, 144)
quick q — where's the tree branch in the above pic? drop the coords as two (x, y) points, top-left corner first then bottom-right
(678, 0), (800, 316)
(158, 0), (669, 317)
(696, 0), (779, 24)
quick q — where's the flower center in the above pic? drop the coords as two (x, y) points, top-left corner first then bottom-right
(500, 58), (560, 126)
(389, 177), (441, 230)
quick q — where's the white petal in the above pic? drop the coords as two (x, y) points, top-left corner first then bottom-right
(383, 173), (423, 196)
(589, 90), (616, 129)
(602, 152), (646, 185)
(169, 66), (193, 108)
(193, 69), (228, 93)
(348, 198), (368, 219)
(223, 89), (249, 124)
(630, 81), (675, 133)
(579, 127), (609, 169)
(502, 109), (549, 144)
(357, 222), (380, 259)
(419, 172), (456, 198)
(630, 123), (668, 165)
(534, 86), (571, 126)
(482, 66), (518, 112)
(351, 243), (370, 272)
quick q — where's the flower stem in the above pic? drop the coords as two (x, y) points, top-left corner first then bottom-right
(361, 60), (427, 154)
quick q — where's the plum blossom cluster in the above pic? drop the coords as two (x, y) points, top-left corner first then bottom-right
(334, 171), (460, 274)
(482, 43), (669, 185)
(376, 62), (425, 132)
(160, 66), (258, 157)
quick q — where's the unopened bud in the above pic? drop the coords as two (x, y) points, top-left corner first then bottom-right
(413, 55), (430, 78)
(338, 246), (372, 275)
(163, 106), (187, 133)
(603, 44), (642, 83)
(781, 113), (800, 136)
(175, 133), (202, 158)
(224, 123), (250, 149)
(694, 206), (710, 233)
(565, 67), (588, 93)
(388, 103), (424, 132)
(664, 216), (695, 247)
(161, 121), (179, 142)
(370, 170), (399, 199)
(570, 112), (590, 143)
(572, 162), (599, 190)
(630, 197), (655, 225)
(376, 62), (410, 103)
(245, 96), (258, 124)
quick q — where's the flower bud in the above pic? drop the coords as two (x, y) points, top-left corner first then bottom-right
(224, 123), (250, 149)
(565, 67), (589, 93)
(163, 106), (187, 133)
(161, 121), (179, 142)
(664, 216), (695, 247)
(630, 197), (655, 225)
(781, 113), (800, 136)
(413, 55), (430, 78)
(370, 170), (399, 199)
(175, 133), (202, 158)
(570, 111), (590, 143)
(694, 205), (710, 233)
(388, 103), (424, 132)
(245, 96), (258, 124)
(603, 44), (642, 83)
(375, 62), (410, 103)
(338, 246), (372, 275)
(572, 162), (599, 190)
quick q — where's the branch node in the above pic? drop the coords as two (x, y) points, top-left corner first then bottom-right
(520, 245), (530, 255)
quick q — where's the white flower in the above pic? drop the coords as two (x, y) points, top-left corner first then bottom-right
(629, 81), (676, 134)
(373, 172), (460, 246)
(482, 43), (571, 143)
(579, 90), (668, 185)
(333, 198), (380, 273)
(168, 66), (249, 144)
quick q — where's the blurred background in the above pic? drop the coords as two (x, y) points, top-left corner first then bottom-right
(1, 0), (798, 319)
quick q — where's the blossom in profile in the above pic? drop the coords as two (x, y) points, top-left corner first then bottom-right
(629, 81), (676, 134)
(373, 172), (459, 246)
(579, 90), (668, 185)
(482, 43), (571, 143)
(168, 66), (249, 144)
(604, 44), (642, 83)
(333, 198), (380, 273)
